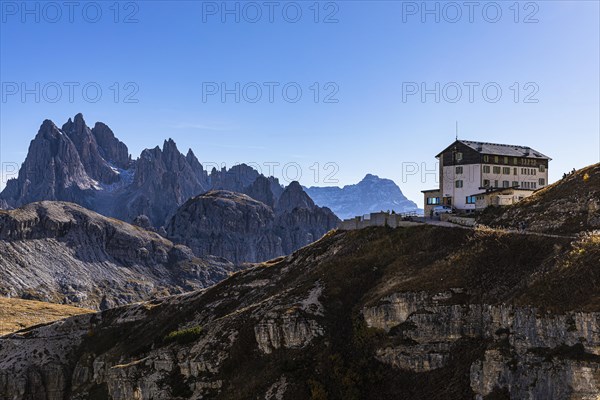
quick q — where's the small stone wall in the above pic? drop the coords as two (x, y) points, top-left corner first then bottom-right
(339, 212), (421, 230)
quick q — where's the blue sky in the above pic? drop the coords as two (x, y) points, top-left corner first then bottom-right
(1, 0), (599, 204)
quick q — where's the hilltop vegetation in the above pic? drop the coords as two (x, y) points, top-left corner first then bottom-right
(478, 163), (600, 234)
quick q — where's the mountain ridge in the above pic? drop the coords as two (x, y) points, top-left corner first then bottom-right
(305, 174), (420, 219)
(0, 115), (314, 229)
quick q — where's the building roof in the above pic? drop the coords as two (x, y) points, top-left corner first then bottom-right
(421, 188), (441, 193)
(436, 140), (551, 160)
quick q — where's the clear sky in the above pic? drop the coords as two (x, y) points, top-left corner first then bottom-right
(1, 0), (599, 204)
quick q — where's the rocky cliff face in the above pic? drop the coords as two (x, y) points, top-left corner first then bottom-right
(305, 174), (420, 219)
(1, 225), (598, 399)
(166, 185), (339, 263)
(0, 201), (237, 310)
(364, 292), (600, 398)
(166, 190), (280, 264)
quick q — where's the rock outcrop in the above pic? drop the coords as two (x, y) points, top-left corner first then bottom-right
(0, 201), (238, 310)
(166, 186), (339, 263)
(1, 223), (599, 399)
(305, 174), (420, 219)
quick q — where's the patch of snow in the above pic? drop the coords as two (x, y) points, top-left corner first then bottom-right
(98, 164), (135, 193)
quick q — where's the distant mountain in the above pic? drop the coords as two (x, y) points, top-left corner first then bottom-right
(0, 114), (288, 227)
(166, 183), (340, 263)
(305, 174), (420, 220)
(0, 201), (237, 310)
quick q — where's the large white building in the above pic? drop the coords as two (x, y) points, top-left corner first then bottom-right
(422, 140), (551, 215)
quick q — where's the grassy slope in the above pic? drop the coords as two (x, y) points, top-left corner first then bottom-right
(0, 298), (93, 335)
(478, 163), (600, 234)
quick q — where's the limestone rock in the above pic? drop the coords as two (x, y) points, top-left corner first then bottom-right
(0, 201), (238, 310)
(166, 186), (339, 263)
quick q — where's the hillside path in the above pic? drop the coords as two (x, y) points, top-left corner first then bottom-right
(423, 218), (579, 240)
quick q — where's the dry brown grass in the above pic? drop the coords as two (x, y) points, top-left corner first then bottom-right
(0, 298), (93, 336)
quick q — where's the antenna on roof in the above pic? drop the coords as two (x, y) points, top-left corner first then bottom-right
(455, 121), (458, 140)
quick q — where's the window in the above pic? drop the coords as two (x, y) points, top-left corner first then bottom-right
(512, 181), (519, 187)
(539, 178), (545, 186)
(493, 166), (501, 174)
(483, 165), (491, 173)
(456, 166), (463, 174)
(502, 167), (511, 175)
(483, 155), (489, 162)
(504, 157), (509, 164)
(494, 156), (499, 163)
(532, 169), (537, 175)
(503, 180), (510, 188)
(494, 180), (499, 187)
(513, 157), (518, 165)
(514, 168), (518, 175)
(522, 181), (534, 189)
(427, 197), (440, 205)
(539, 165), (546, 172)
(455, 152), (463, 162)
(466, 196), (477, 204)
(483, 179), (490, 187)
(455, 180), (463, 188)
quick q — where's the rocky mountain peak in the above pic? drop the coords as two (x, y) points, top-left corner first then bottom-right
(166, 187), (339, 264)
(276, 181), (315, 213)
(91, 122), (130, 169)
(185, 149), (210, 188)
(362, 173), (379, 181)
(306, 175), (419, 219)
(0, 119), (93, 208)
(60, 113), (121, 184)
(210, 163), (260, 192)
(243, 175), (276, 208)
(34, 120), (63, 144)
(163, 138), (178, 153)
(125, 138), (207, 226)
